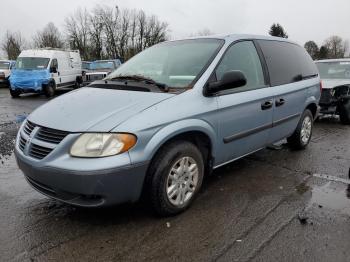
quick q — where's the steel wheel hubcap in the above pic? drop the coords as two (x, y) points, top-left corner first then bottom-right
(301, 116), (312, 144)
(166, 156), (199, 207)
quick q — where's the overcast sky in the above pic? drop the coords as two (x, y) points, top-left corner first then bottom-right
(1, 0), (349, 51)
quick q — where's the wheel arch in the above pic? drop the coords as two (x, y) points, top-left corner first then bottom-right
(142, 119), (217, 175)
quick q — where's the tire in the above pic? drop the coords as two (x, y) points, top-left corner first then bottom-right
(338, 100), (350, 125)
(287, 109), (313, 150)
(9, 89), (20, 98)
(43, 81), (55, 98)
(147, 141), (204, 216)
(74, 77), (82, 89)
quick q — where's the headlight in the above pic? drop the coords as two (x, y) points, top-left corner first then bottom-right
(70, 133), (137, 158)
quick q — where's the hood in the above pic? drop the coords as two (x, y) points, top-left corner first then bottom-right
(10, 69), (49, 80)
(321, 79), (350, 89)
(28, 87), (175, 132)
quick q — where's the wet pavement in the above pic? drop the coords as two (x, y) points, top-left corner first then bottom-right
(0, 87), (350, 262)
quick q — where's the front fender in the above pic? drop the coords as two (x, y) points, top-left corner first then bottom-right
(129, 119), (217, 164)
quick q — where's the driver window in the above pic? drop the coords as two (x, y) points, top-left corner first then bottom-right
(50, 59), (58, 70)
(216, 41), (265, 92)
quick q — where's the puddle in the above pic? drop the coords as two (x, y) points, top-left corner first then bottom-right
(308, 182), (350, 216)
(15, 114), (27, 123)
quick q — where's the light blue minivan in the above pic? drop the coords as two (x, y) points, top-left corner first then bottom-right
(15, 34), (320, 216)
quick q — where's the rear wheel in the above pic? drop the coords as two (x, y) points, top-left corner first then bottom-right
(74, 76), (82, 89)
(338, 100), (350, 125)
(147, 141), (204, 216)
(43, 81), (55, 98)
(9, 89), (20, 98)
(287, 109), (313, 150)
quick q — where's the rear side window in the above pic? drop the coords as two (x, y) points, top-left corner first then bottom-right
(258, 40), (318, 86)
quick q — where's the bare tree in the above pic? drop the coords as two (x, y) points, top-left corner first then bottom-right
(89, 7), (105, 60)
(324, 36), (348, 59)
(64, 4), (169, 61)
(193, 28), (214, 37)
(65, 8), (91, 60)
(1, 31), (25, 60)
(33, 22), (64, 48)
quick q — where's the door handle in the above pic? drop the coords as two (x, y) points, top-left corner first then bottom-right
(261, 100), (273, 110)
(275, 98), (285, 107)
(58, 72), (60, 76)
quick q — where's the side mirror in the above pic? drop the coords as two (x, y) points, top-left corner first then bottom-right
(204, 70), (247, 96)
(50, 67), (57, 73)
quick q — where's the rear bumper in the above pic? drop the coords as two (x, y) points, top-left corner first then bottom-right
(15, 147), (149, 207)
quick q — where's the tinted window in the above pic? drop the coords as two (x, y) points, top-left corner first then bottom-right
(258, 40), (318, 86)
(216, 41), (265, 92)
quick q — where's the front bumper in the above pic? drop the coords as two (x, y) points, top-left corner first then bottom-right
(14, 129), (149, 207)
(10, 79), (48, 92)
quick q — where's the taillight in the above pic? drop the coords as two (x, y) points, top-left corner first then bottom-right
(320, 81), (323, 93)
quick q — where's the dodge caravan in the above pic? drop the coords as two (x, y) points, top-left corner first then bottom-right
(15, 35), (321, 216)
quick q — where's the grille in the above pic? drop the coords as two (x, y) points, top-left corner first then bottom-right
(29, 143), (54, 160)
(87, 74), (105, 81)
(23, 121), (36, 136)
(19, 136), (27, 151)
(36, 127), (68, 144)
(20, 120), (69, 160)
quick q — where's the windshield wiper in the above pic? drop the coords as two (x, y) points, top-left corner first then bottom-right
(107, 75), (169, 92)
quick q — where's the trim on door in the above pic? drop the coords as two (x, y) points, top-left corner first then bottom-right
(223, 123), (273, 144)
(223, 113), (301, 144)
(273, 113), (300, 127)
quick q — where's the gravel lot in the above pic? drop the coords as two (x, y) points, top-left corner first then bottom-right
(0, 87), (349, 262)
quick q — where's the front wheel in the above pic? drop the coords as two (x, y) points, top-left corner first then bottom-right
(9, 89), (20, 98)
(147, 141), (204, 216)
(287, 109), (313, 150)
(43, 82), (55, 98)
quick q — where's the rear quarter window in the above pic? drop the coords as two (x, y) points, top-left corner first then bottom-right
(258, 40), (318, 86)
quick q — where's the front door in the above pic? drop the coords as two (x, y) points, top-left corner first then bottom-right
(50, 58), (60, 85)
(214, 41), (273, 165)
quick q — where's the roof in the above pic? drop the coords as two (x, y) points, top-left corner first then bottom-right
(169, 34), (298, 45)
(315, 58), (350, 63)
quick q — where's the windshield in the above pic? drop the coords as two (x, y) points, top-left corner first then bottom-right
(106, 39), (224, 88)
(0, 61), (10, 69)
(16, 57), (50, 70)
(316, 61), (350, 79)
(93, 61), (115, 70)
(82, 62), (92, 70)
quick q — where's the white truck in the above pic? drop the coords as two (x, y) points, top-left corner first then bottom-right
(9, 49), (83, 98)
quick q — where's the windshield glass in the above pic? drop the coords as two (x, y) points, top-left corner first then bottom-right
(93, 61), (115, 70)
(15, 57), (50, 70)
(316, 61), (350, 79)
(0, 61), (10, 69)
(106, 39), (224, 88)
(82, 62), (92, 70)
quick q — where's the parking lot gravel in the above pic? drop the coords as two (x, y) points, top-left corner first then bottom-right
(0, 88), (349, 262)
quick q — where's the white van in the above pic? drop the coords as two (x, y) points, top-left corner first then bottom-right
(9, 49), (83, 98)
